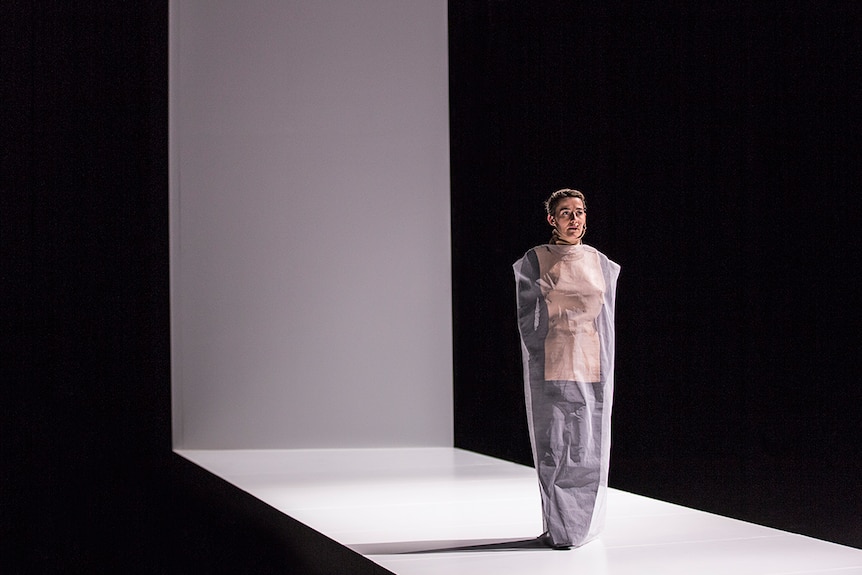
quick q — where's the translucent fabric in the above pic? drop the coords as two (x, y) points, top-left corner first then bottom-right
(513, 244), (620, 548)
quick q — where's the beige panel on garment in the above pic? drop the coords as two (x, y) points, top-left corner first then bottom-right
(535, 247), (606, 383)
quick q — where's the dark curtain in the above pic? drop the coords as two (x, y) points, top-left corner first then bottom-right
(449, 1), (861, 548)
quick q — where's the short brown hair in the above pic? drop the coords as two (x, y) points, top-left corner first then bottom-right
(544, 188), (587, 216)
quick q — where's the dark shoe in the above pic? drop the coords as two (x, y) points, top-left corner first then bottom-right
(540, 532), (572, 550)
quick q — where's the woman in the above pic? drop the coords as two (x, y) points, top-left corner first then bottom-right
(513, 189), (620, 549)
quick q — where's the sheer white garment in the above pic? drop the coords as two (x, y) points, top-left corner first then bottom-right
(514, 244), (620, 548)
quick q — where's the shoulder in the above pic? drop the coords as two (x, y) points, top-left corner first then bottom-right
(513, 246), (545, 278)
(583, 244), (621, 275)
(530, 244), (552, 255)
(515, 245), (547, 263)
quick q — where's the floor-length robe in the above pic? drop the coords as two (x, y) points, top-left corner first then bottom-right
(514, 244), (620, 548)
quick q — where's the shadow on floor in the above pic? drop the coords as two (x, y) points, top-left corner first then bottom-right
(350, 535), (557, 555)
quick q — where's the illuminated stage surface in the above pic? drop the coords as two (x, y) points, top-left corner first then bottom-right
(177, 448), (862, 575)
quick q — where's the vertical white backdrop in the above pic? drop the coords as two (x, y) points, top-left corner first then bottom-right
(170, 0), (452, 448)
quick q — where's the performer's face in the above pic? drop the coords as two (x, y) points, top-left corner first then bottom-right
(548, 197), (586, 244)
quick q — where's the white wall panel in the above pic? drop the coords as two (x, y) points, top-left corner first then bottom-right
(171, 0), (451, 448)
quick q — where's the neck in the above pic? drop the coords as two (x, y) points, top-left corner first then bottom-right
(550, 229), (581, 245)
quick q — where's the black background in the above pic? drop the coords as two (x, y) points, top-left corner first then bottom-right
(4, 1), (860, 572)
(450, 1), (861, 548)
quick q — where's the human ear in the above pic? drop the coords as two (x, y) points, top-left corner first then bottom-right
(547, 214), (555, 227)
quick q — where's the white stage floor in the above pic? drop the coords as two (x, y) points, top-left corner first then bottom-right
(177, 447), (862, 575)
